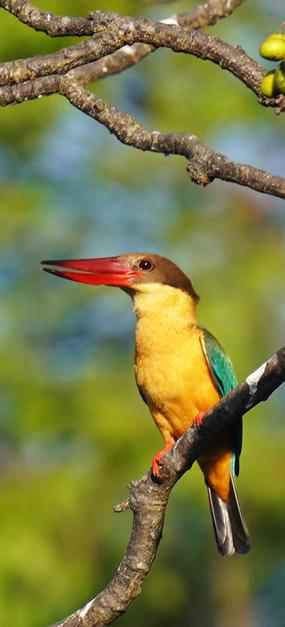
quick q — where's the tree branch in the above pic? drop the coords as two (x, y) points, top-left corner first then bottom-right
(0, 0), (247, 89)
(177, 0), (245, 29)
(69, 0), (247, 88)
(0, 0), (93, 36)
(1, 74), (283, 198)
(1, 5), (284, 626)
(1, 7), (284, 112)
(0, 4), (284, 198)
(0, 74), (59, 104)
(88, 10), (285, 111)
(0, 0), (245, 37)
(0, 33), (128, 87)
(58, 78), (285, 199)
(51, 346), (285, 627)
(0, 1), (247, 89)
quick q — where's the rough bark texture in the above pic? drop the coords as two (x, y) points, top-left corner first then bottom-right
(0, 0), (284, 198)
(52, 347), (285, 627)
(0, 0), (246, 36)
(1, 3), (285, 625)
(59, 78), (285, 198)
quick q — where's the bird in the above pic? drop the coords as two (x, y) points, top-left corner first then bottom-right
(41, 252), (250, 556)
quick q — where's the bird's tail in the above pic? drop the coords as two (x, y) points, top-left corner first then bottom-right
(207, 475), (251, 556)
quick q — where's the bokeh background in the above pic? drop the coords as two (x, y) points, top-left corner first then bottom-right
(0, 1), (285, 625)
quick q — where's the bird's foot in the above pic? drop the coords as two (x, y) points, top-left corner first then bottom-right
(152, 441), (175, 478)
(193, 411), (205, 427)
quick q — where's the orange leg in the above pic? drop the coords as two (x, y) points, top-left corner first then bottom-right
(152, 439), (175, 478)
(193, 411), (205, 427)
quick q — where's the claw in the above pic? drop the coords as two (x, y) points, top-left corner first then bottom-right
(151, 441), (175, 478)
(193, 411), (205, 427)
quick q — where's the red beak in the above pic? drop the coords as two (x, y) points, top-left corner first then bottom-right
(40, 256), (142, 287)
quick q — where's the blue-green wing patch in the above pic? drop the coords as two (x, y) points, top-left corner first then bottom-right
(201, 330), (238, 397)
(200, 329), (242, 475)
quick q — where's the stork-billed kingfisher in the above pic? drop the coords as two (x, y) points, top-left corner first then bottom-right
(41, 253), (250, 556)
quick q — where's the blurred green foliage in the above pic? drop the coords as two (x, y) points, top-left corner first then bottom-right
(0, 1), (285, 626)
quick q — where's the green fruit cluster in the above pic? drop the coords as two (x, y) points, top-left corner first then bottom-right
(259, 33), (285, 97)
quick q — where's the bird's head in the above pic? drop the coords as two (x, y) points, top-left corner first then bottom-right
(41, 253), (199, 308)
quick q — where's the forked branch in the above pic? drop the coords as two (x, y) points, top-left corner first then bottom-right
(0, 1), (284, 199)
(0, 0), (246, 37)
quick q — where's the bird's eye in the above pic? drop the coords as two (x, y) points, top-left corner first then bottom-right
(138, 258), (153, 271)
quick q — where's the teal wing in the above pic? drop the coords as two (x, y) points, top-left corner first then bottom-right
(200, 329), (242, 476)
(201, 330), (237, 396)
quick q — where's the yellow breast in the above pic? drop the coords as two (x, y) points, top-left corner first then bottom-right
(133, 284), (219, 441)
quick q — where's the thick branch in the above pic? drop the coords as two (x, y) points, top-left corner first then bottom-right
(1, 75), (283, 199)
(52, 347), (285, 627)
(0, 1), (246, 88)
(0, 0), (92, 36)
(0, 74), (59, 103)
(0, 16), (263, 90)
(58, 79), (285, 199)
(89, 10), (284, 109)
(0, 0), (245, 37)
(70, 0), (246, 86)
(0, 34), (128, 87)
(1, 7), (284, 112)
(2, 75), (282, 199)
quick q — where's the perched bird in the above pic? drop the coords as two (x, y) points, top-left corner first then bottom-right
(41, 253), (250, 556)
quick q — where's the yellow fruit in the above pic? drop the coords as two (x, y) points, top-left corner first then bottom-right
(274, 62), (285, 94)
(261, 70), (277, 97)
(259, 33), (285, 60)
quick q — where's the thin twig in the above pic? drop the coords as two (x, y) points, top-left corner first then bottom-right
(177, 0), (245, 29)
